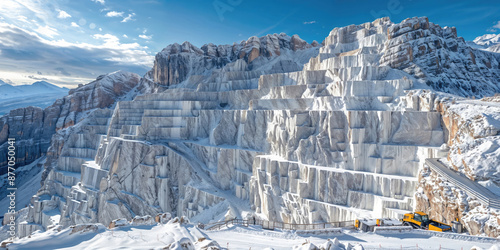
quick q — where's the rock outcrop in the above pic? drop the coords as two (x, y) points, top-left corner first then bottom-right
(401, 90), (500, 183)
(380, 17), (500, 97)
(148, 33), (320, 87)
(55, 71), (141, 129)
(0, 107), (55, 174)
(416, 162), (500, 237)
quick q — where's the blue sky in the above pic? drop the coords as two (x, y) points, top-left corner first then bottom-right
(0, 0), (499, 88)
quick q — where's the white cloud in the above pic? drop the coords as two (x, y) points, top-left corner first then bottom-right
(57, 10), (71, 19)
(17, 15), (30, 23)
(139, 28), (152, 39)
(487, 21), (500, 32)
(0, 22), (153, 87)
(121, 13), (136, 23)
(0, 1), (152, 87)
(493, 21), (500, 30)
(303, 21), (316, 25)
(93, 33), (120, 45)
(106, 11), (124, 17)
(139, 34), (152, 40)
(0, 0), (50, 23)
(34, 24), (59, 38)
(123, 34), (128, 38)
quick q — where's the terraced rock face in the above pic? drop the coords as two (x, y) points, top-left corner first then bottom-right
(6, 16), (500, 239)
(0, 71), (140, 175)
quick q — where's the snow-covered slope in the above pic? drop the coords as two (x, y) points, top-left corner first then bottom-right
(0, 84), (23, 99)
(469, 34), (500, 53)
(0, 81), (69, 116)
(474, 34), (500, 47)
(0, 81), (68, 100)
(474, 33), (500, 52)
(4, 219), (496, 249)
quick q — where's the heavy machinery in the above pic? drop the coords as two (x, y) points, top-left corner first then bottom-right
(401, 211), (452, 232)
(355, 212), (453, 232)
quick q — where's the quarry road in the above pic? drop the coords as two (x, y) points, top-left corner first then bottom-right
(426, 158), (500, 209)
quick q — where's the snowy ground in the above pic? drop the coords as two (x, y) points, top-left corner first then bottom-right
(4, 221), (499, 250)
(206, 225), (498, 250)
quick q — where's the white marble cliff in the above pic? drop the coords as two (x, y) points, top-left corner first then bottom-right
(4, 16), (500, 239)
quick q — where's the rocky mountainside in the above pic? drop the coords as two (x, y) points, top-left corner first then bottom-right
(141, 33), (320, 92)
(3, 16), (500, 242)
(0, 71), (140, 175)
(380, 18), (500, 97)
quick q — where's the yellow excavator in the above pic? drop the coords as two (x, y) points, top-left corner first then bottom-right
(401, 212), (451, 232)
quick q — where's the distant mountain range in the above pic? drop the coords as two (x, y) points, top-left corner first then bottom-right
(0, 80), (69, 115)
(473, 33), (500, 46)
(0, 80), (68, 99)
(469, 33), (500, 53)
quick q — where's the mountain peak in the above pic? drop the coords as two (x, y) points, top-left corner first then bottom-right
(471, 33), (500, 53)
(31, 80), (68, 91)
(151, 32), (320, 86)
(473, 33), (500, 46)
(32, 80), (51, 85)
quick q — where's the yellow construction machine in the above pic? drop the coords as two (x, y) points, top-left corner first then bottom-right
(401, 211), (451, 232)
